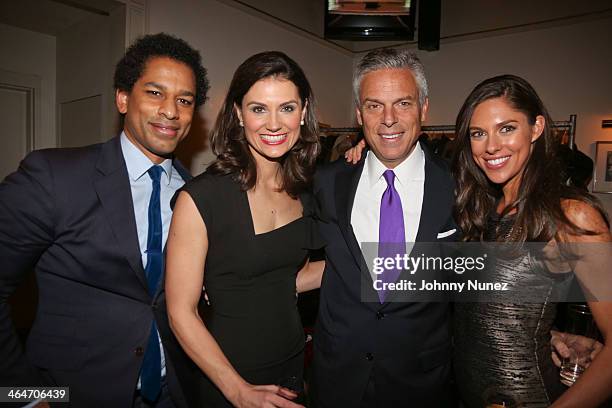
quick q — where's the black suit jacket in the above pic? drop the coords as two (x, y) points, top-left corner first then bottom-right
(311, 143), (458, 408)
(0, 136), (203, 407)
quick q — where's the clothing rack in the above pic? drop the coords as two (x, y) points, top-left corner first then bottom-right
(552, 114), (577, 149)
(320, 114), (577, 148)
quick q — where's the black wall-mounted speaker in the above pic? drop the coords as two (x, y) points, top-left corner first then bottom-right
(418, 0), (441, 51)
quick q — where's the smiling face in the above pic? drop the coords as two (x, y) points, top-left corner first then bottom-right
(116, 56), (196, 164)
(469, 97), (544, 197)
(356, 68), (428, 169)
(235, 76), (305, 165)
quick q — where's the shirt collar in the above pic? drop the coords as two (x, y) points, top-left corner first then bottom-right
(364, 142), (425, 189)
(120, 132), (174, 185)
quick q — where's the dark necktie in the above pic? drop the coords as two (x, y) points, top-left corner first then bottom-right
(140, 165), (163, 401)
(377, 170), (406, 303)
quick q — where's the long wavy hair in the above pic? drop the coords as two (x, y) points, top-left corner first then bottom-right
(207, 51), (320, 197)
(453, 74), (607, 242)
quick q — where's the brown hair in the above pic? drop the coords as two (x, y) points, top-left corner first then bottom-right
(207, 51), (320, 197)
(452, 74), (608, 242)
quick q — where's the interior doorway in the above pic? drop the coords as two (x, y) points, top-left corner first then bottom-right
(0, 70), (39, 181)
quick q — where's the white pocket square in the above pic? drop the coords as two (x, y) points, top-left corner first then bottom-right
(437, 229), (457, 239)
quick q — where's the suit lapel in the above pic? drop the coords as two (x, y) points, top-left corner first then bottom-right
(334, 160), (377, 293)
(93, 137), (148, 291)
(172, 158), (192, 182)
(415, 142), (443, 243)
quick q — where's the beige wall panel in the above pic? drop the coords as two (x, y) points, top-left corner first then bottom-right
(59, 95), (103, 148)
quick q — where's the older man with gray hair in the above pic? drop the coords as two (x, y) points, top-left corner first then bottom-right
(311, 48), (457, 407)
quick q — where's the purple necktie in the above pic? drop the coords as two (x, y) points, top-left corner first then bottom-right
(378, 170), (405, 303)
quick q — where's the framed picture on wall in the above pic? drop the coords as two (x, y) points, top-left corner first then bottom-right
(593, 141), (612, 193)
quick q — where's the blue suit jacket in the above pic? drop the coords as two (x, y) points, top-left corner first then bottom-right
(0, 136), (204, 407)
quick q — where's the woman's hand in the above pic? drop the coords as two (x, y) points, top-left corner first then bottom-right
(232, 383), (303, 408)
(344, 139), (367, 164)
(551, 329), (603, 368)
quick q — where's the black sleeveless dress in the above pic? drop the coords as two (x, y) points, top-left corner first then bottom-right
(453, 213), (571, 407)
(181, 173), (323, 407)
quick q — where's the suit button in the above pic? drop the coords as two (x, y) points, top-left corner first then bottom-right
(134, 347), (144, 356)
(376, 312), (385, 320)
(365, 352), (374, 361)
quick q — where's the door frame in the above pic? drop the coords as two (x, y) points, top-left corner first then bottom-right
(0, 69), (42, 155)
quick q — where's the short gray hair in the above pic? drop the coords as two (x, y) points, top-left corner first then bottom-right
(353, 48), (428, 108)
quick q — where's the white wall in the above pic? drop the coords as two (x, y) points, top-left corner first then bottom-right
(0, 23), (56, 149)
(233, 0), (323, 36)
(384, 17), (612, 214)
(147, 0), (355, 175)
(56, 10), (125, 146)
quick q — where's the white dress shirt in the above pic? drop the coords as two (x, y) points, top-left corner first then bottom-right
(351, 145), (425, 262)
(120, 132), (185, 385)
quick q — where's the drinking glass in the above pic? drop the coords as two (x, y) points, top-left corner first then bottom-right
(559, 303), (599, 386)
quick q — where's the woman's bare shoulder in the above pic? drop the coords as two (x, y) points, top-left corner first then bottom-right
(560, 199), (610, 240)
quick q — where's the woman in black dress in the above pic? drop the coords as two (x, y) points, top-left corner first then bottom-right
(452, 75), (612, 407)
(165, 52), (324, 408)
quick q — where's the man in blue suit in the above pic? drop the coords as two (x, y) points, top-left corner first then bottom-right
(0, 33), (209, 408)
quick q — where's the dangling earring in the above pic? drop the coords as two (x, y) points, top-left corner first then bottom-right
(300, 119), (305, 126)
(239, 121), (244, 127)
